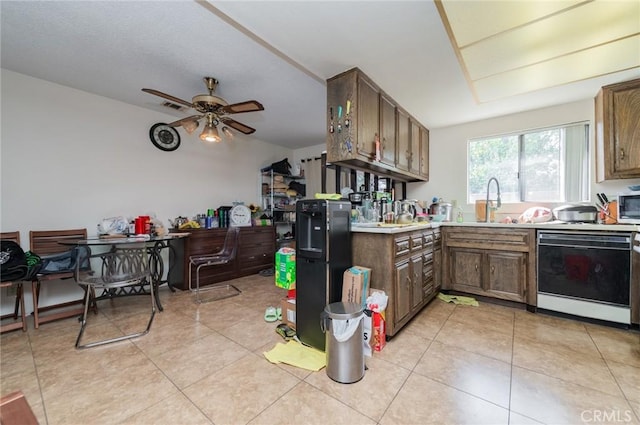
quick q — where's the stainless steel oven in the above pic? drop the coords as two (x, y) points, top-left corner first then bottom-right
(537, 231), (632, 324)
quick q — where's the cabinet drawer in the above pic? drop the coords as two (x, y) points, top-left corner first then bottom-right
(423, 278), (434, 297)
(423, 231), (434, 247)
(186, 234), (226, 255)
(240, 254), (273, 271)
(395, 236), (411, 258)
(445, 227), (531, 251)
(240, 229), (274, 244)
(239, 244), (274, 261)
(411, 233), (424, 252)
(423, 251), (433, 266)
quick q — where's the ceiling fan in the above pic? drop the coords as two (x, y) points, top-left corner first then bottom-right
(142, 76), (264, 143)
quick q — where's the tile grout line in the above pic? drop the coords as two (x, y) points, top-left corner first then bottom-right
(508, 310), (515, 425)
(585, 324), (640, 423)
(368, 305), (456, 424)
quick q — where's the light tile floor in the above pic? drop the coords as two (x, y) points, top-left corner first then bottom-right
(1, 274), (639, 425)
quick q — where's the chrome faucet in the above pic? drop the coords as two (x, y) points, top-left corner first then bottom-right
(485, 177), (502, 222)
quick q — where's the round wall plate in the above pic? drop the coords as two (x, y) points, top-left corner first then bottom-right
(149, 123), (180, 151)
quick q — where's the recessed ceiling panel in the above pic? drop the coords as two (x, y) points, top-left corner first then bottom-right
(441, 0), (584, 47)
(462, 0), (640, 80)
(438, 0), (640, 103)
(474, 35), (640, 102)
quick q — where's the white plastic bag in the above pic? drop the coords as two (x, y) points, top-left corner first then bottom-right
(366, 291), (388, 313)
(331, 315), (364, 342)
(97, 216), (129, 235)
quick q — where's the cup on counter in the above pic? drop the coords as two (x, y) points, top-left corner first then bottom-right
(134, 217), (145, 234)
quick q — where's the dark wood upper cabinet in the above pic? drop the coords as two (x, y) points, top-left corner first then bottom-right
(410, 119), (420, 175)
(595, 78), (640, 181)
(380, 93), (397, 167)
(356, 75), (379, 161)
(326, 67), (429, 182)
(419, 126), (429, 179)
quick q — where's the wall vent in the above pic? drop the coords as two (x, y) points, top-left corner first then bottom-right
(162, 101), (185, 111)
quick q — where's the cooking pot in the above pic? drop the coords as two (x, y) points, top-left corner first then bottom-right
(553, 205), (597, 223)
(428, 201), (453, 222)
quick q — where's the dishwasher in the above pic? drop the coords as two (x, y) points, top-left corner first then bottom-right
(537, 230), (632, 324)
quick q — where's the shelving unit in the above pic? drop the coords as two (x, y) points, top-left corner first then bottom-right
(261, 170), (305, 248)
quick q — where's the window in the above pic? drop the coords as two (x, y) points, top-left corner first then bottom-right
(468, 122), (589, 203)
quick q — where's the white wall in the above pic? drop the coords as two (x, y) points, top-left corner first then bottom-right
(1, 70), (291, 313)
(408, 100), (640, 220)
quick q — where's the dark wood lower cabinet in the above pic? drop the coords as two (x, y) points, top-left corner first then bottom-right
(352, 227), (441, 337)
(442, 226), (535, 305)
(177, 226), (276, 290)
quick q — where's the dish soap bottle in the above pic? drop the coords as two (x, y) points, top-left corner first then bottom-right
(456, 209), (464, 223)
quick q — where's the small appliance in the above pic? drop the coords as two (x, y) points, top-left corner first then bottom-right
(552, 205), (598, 223)
(617, 191), (640, 224)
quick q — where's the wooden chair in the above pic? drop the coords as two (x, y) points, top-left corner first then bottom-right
(30, 229), (90, 328)
(0, 231), (28, 333)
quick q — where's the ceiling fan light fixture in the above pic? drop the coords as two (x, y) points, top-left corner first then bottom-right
(221, 126), (234, 139)
(200, 123), (221, 143)
(182, 119), (199, 135)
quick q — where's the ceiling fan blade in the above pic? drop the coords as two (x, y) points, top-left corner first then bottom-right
(221, 117), (256, 134)
(141, 88), (193, 108)
(220, 100), (264, 114)
(167, 115), (203, 127)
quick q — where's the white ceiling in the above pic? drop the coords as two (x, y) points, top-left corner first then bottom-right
(2, 0), (639, 150)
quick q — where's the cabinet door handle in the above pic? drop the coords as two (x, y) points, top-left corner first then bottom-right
(491, 265), (495, 274)
(620, 148), (625, 160)
(475, 264), (478, 272)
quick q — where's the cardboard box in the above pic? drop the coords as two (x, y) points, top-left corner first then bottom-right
(280, 298), (296, 328)
(275, 249), (296, 289)
(341, 266), (371, 308)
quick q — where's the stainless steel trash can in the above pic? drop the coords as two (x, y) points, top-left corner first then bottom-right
(322, 302), (364, 384)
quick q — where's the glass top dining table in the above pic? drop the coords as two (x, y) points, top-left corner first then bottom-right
(60, 233), (190, 311)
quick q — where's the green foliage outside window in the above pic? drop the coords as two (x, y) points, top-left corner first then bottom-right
(468, 123), (588, 203)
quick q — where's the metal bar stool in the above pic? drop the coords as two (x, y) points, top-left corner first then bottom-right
(188, 226), (240, 303)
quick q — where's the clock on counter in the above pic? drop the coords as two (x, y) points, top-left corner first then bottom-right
(229, 204), (252, 227)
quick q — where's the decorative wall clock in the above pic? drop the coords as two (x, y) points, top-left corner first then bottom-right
(149, 123), (180, 151)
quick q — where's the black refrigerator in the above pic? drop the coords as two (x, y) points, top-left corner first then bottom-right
(295, 199), (351, 351)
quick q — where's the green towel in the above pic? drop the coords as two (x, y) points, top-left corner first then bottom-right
(437, 292), (479, 307)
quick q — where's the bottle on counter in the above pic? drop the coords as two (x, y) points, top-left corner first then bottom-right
(212, 211), (219, 228)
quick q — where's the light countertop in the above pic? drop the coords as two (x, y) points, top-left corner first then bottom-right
(351, 221), (638, 234)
